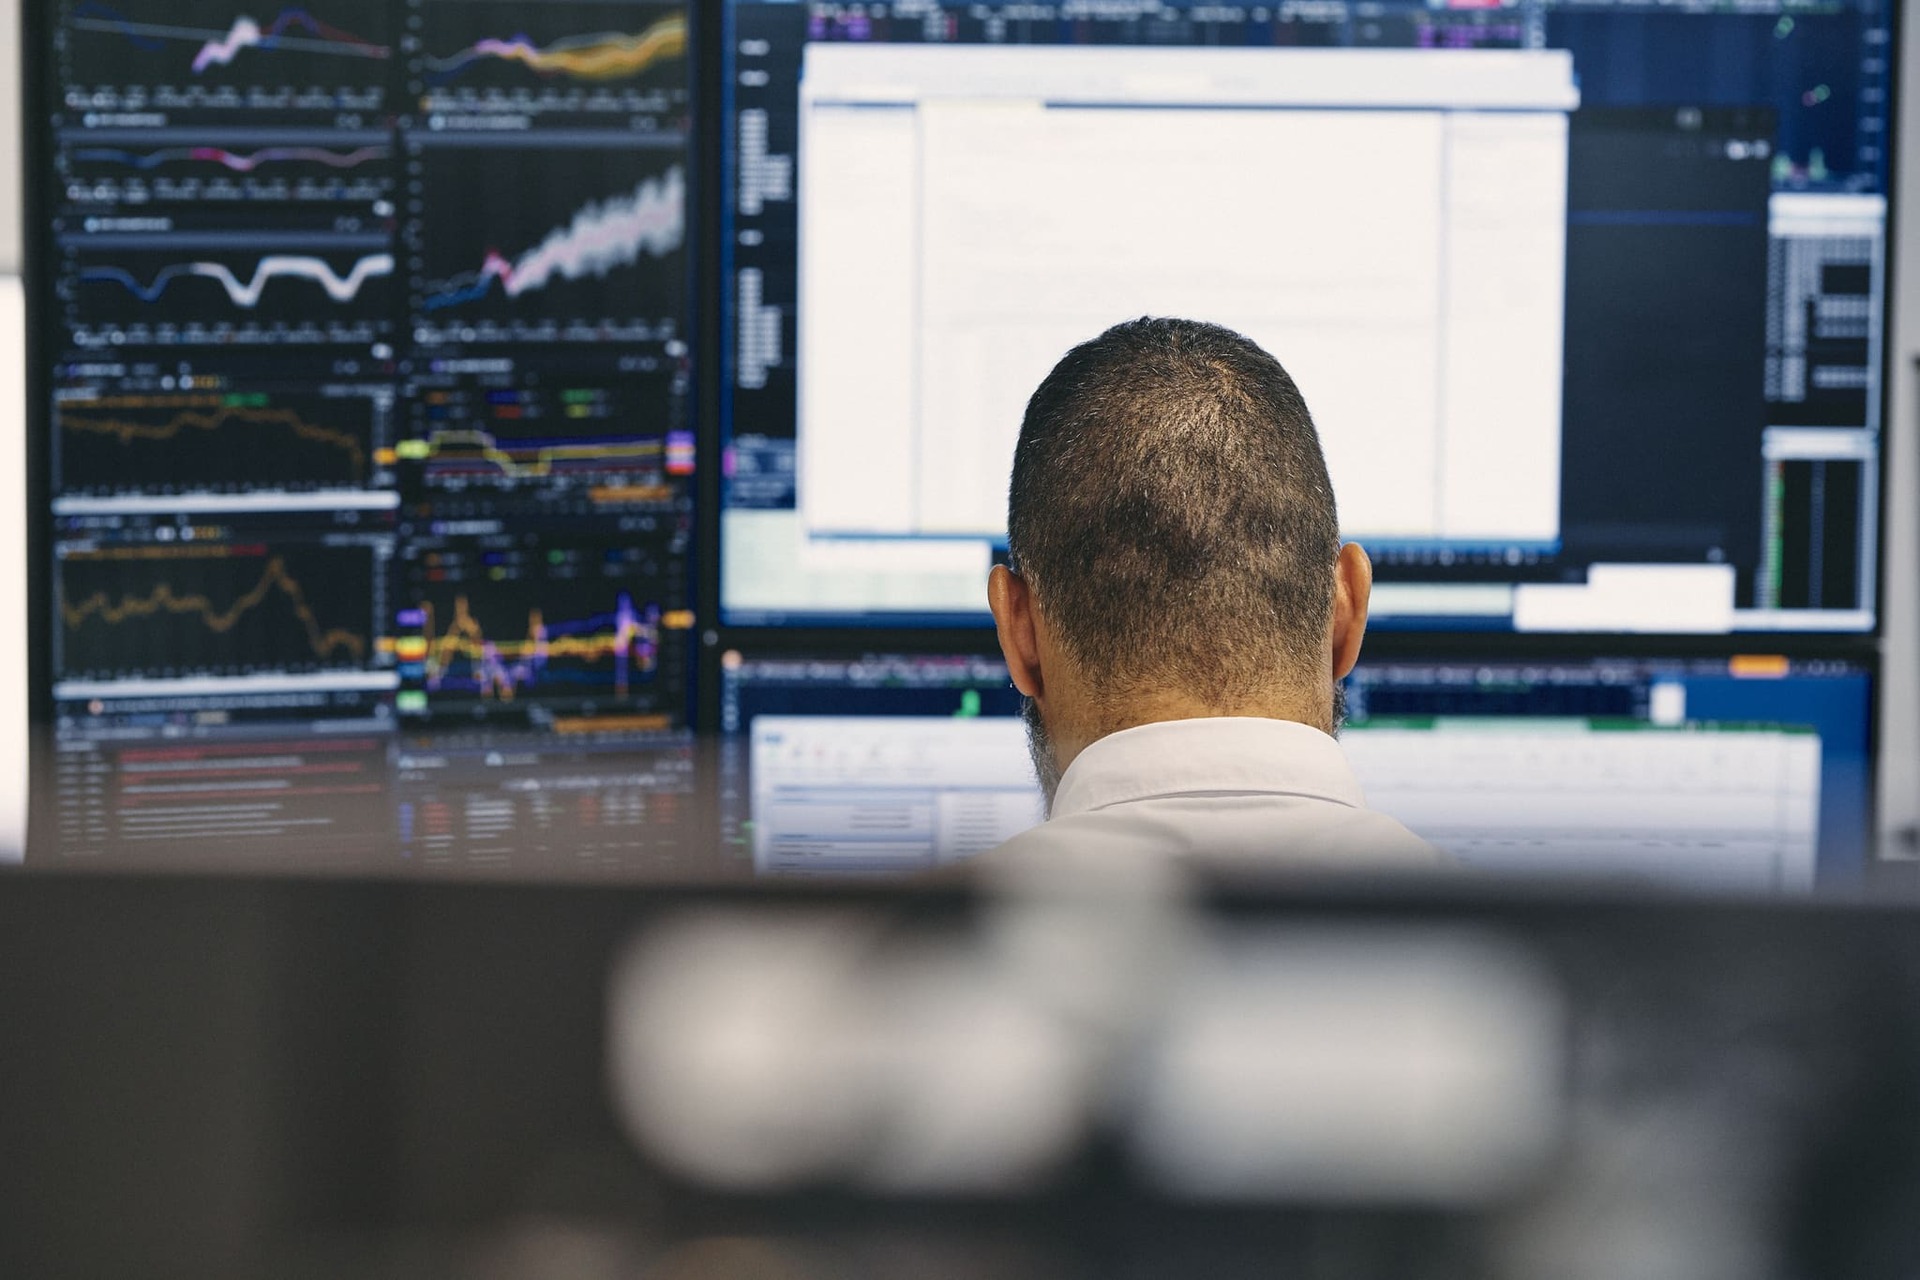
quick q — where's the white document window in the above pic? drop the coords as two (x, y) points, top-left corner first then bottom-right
(797, 45), (1577, 548)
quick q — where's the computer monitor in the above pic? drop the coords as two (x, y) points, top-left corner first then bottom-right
(718, 649), (1874, 888)
(720, 0), (1894, 634)
(28, 0), (700, 840)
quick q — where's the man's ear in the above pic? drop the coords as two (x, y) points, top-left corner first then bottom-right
(988, 564), (1044, 699)
(1330, 542), (1372, 681)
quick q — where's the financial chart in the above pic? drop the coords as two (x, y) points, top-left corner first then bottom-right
(410, 143), (686, 344)
(424, 7), (684, 87)
(426, 11), (683, 87)
(36, 0), (697, 856)
(402, 358), (693, 497)
(56, 385), (389, 498)
(395, 529), (693, 723)
(67, 241), (396, 347)
(60, 0), (393, 111)
(61, 133), (396, 231)
(68, 0), (393, 81)
(420, 0), (689, 123)
(57, 538), (383, 682)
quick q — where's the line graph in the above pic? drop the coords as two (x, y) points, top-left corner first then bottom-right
(65, 140), (394, 220)
(65, 557), (365, 656)
(84, 253), (393, 307)
(63, 0), (392, 98)
(73, 143), (389, 173)
(193, 10), (386, 71)
(396, 535), (691, 718)
(401, 373), (687, 491)
(72, 247), (395, 335)
(399, 429), (661, 481)
(59, 392), (376, 493)
(426, 12), (685, 85)
(70, 3), (390, 72)
(59, 545), (375, 679)
(399, 593), (662, 701)
(421, 165), (683, 314)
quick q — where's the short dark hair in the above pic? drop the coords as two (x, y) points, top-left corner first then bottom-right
(1006, 317), (1341, 709)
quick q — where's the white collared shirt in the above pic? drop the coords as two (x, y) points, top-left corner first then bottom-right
(982, 716), (1445, 872)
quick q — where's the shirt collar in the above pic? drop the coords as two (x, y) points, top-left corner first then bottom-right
(1049, 717), (1366, 819)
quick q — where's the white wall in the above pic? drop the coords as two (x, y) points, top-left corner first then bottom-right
(1875, 3), (1920, 856)
(0, 0), (21, 856)
(0, 0), (19, 274)
(0, 278), (22, 858)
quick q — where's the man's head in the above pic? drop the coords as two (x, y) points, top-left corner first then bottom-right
(987, 317), (1373, 804)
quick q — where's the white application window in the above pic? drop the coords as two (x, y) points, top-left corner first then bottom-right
(797, 45), (1577, 547)
(751, 716), (1043, 872)
(1344, 722), (1822, 892)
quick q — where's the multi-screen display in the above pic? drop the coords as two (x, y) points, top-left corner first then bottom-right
(22, 0), (1894, 879)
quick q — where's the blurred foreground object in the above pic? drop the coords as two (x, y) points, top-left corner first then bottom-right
(609, 865), (1920, 1280)
(609, 906), (1564, 1203)
(1, 874), (1917, 1280)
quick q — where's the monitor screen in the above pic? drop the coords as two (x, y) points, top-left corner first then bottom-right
(718, 650), (1874, 888)
(33, 0), (700, 787)
(721, 0), (1893, 634)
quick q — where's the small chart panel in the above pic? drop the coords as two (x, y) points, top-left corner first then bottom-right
(401, 353), (691, 499)
(395, 526), (693, 726)
(56, 384), (391, 498)
(65, 237), (396, 348)
(58, 540), (382, 681)
(410, 141), (685, 345)
(60, 0), (393, 113)
(418, 0), (688, 124)
(61, 129), (397, 233)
